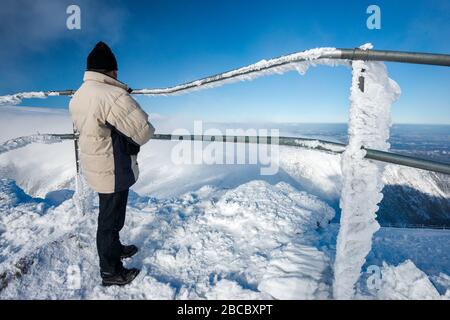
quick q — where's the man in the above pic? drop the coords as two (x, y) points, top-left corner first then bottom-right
(69, 41), (155, 286)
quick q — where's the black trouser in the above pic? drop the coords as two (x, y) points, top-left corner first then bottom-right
(97, 189), (129, 275)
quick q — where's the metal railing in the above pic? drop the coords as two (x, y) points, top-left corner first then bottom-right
(2, 47), (450, 175)
(51, 133), (450, 175)
(12, 48), (450, 98)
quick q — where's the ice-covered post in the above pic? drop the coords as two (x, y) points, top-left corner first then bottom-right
(333, 44), (401, 299)
(72, 125), (95, 216)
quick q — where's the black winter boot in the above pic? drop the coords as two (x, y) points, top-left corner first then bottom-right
(101, 267), (140, 286)
(120, 244), (138, 259)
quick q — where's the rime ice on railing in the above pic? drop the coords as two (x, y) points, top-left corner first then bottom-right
(0, 91), (59, 106)
(134, 48), (346, 96)
(0, 48), (346, 105)
(0, 134), (63, 155)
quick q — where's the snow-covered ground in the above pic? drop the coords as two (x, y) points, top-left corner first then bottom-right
(0, 106), (449, 299)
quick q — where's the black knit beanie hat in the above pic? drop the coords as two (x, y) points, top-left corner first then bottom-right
(87, 41), (118, 71)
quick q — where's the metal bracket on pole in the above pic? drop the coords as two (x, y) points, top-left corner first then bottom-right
(358, 68), (366, 92)
(73, 125), (80, 175)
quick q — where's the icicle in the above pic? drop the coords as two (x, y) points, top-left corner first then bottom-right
(73, 173), (96, 216)
(333, 44), (401, 299)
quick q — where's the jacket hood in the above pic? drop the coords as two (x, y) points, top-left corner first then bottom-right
(83, 71), (128, 91)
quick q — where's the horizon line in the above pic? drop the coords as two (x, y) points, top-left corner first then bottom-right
(4, 105), (450, 126)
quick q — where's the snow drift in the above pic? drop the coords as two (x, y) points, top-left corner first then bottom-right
(0, 178), (335, 299)
(0, 176), (448, 299)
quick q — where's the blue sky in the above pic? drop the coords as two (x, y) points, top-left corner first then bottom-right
(1, 0), (449, 124)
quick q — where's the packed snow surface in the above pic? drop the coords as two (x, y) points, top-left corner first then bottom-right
(0, 175), (448, 299)
(1, 172), (448, 300)
(333, 44), (401, 299)
(0, 178), (334, 299)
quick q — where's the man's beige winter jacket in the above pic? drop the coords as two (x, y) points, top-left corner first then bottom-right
(69, 71), (155, 194)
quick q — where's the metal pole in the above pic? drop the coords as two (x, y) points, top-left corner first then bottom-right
(339, 48), (450, 67)
(358, 68), (365, 92)
(72, 126), (80, 175)
(363, 148), (450, 175)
